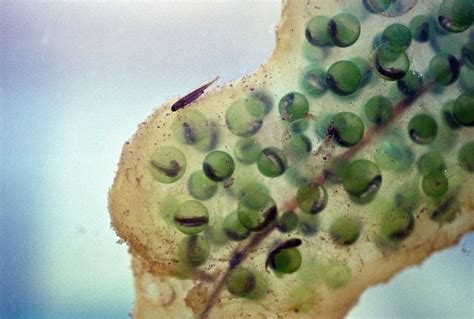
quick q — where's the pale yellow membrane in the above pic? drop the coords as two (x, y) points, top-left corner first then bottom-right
(109, 0), (474, 318)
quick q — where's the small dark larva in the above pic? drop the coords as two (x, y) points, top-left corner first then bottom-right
(171, 77), (219, 112)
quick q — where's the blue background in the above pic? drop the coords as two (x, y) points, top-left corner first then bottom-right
(1, 1), (472, 318)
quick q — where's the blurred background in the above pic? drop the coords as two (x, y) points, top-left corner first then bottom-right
(0, 1), (472, 318)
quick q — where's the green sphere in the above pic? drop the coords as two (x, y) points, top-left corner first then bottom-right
(326, 61), (362, 96)
(305, 16), (333, 47)
(276, 210), (299, 233)
(374, 141), (414, 173)
(171, 109), (218, 152)
(330, 112), (365, 147)
(380, 210), (414, 241)
(409, 15), (435, 42)
(148, 146), (187, 184)
(364, 96), (393, 125)
(257, 147), (288, 177)
(394, 184), (422, 214)
(278, 92), (309, 122)
(314, 112), (335, 139)
(203, 151), (235, 182)
(270, 248), (302, 274)
(296, 183), (328, 215)
(188, 171), (218, 200)
(172, 109), (207, 145)
(453, 93), (474, 126)
(422, 172), (449, 197)
(374, 44), (410, 81)
(226, 267), (256, 297)
(238, 193), (277, 231)
(437, 0), (473, 33)
(223, 211), (251, 241)
(283, 134), (312, 160)
(459, 67), (474, 92)
(301, 67), (327, 97)
(397, 70), (424, 96)
(329, 216), (361, 245)
(343, 160), (382, 199)
(237, 182), (270, 208)
(328, 13), (361, 47)
(322, 262), (351, 289)
(179, 235), (210, 267)
(382, 23), (412, 52)
(174, 200), (209, 235)
(418, 152), (446, 175)
(226, 98), (265, 137)
(429, 54), (461, 86)
(298, 213), (320, 236)
(287, 118), (310, 134)
(233, 138), (262, 165)
(441, 100), (462, 129)
(408, 114), (438, 144)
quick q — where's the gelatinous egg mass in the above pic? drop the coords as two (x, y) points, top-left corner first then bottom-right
(109, 1), (474, 318)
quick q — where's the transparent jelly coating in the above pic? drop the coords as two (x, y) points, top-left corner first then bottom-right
(108, 1), (474, 318)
